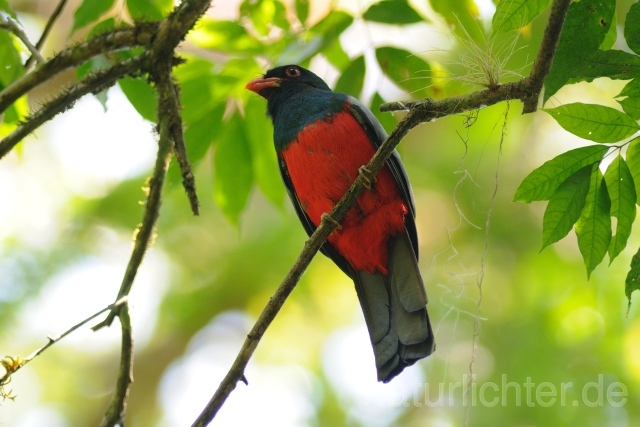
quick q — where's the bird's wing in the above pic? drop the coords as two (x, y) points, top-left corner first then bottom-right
(346, 96), (420, 259)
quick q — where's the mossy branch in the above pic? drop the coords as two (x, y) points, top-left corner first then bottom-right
(98, 303), (134, 427)
(0, 54), (147, 159)
(191, 0), (573, 425)
(0, 24), (157, 115)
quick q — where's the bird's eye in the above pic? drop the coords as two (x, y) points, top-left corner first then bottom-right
(285, 66), (301, 78)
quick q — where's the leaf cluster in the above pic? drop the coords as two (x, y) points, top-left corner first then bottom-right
(512, 1), (640, 302)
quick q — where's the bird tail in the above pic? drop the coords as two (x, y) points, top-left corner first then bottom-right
(352, 233), (435, 382)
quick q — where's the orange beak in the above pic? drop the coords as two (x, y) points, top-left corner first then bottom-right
(245, 77), (280, 98)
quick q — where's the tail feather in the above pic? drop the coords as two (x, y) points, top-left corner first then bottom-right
(352, 233), (435, 383)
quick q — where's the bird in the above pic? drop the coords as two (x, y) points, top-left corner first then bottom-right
(246, 65), (434, 382)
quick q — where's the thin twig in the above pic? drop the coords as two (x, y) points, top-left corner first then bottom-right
(0, 297), (128, 388)
(380, 81), (527, 116)
(98, 303), (134, 427)
(92, 95), (174, 331)
(154, 61), (200, 215)
(0, 54), (147, 159)
(0, 12), (45, 64)
(24, 0), (69, 70)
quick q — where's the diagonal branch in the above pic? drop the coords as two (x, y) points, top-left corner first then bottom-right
(522, 0), (571, 113)
(191, 110), (422, 427)
(24, 0), (69, 70)
(0, 54), (147, 159)
(0, 297), (128, 396)
(0, 24), (156, 114)
(98, 302), (134, 427)
(192, 0), (574, 424)
(92, 98), (173, 330)
(0, 12), (45, 65)
(155, 63), (200, 215)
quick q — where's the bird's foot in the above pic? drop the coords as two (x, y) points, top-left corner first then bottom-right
(321, 212), (342, 230)
(358, 165), (377, 190)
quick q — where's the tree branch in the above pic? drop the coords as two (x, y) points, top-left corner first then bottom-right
(522, 0), (571, 112)
(154, 62), (200, 215)
(91, 0), (213, 329)
(192, 0), (574, 424)
(190, 110), (422, 427)
(0, 12), (45, 65)
(0, 54), (147, 159)
(92, 101), (173, 330)
(24, 0), (69, 70)
(0, 297), (128, 395)
(382, 0), (571, 115)
(380, 81), (527, 116)
(98, 303), (134, 427)
(0, 24), (156, 114)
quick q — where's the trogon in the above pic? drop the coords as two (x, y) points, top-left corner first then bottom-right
(246, 65), (435, 382)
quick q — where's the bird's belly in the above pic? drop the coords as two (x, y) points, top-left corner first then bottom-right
(281, 110), (407, 274)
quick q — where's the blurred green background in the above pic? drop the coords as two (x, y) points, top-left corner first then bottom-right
(1, 0), (639, 426)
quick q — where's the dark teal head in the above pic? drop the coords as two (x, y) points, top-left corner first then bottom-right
(246, 65), (347, 150)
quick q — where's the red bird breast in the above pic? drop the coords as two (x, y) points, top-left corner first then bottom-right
(281, 103), (407, 274)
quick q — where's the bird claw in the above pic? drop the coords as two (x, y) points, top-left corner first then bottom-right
(321, 213), (342, 230)
(358, 166), (376, 190)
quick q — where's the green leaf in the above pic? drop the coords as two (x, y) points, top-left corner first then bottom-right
(183, 104), (222, 160)
(371, 92), (396, 134)
(87, 17), (117, 39)
(295, 0), (309, 24)
(244, 97), (285, 207)
(214, 114), (254, 224)
(278, 12), (353, 66)
(376, 47), (430, 98)
(311, 10), (353, 40)
(72, 0), (116, 32)
(604, 154), (636, 262)
(127, 0), (172, 21)
(625, 246), (640, 310)
(363, 0), (424, 25)
(240, 0), (289, 36)
(76, 55), (111, 110)
(188, 19), (263, 54)
(514, 145), (608, 203)
(429, 0), (483, 41)
(625, 2), (640, 55)
(541, 165), (592, 250)
(0, 0), (17, 17)
(118, 77), (157, 122)
(179, 74), (216, 123)
(167, 102), (223, 186)
(575, 164), (611, 278)
(625, 137), (640, 205)
(543, 0), (615, 102)
(334, 56), (365, 97)
(77, 54), (110, 79)
(616, 79), (640, 120)
(571, 49), (640, 83)
(0, 32), (23, 87)
(492, 0), (551, 35)
(323, 39), (350, 71)
(543, 103), (640, 143)
(600, 10), (617, 50)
